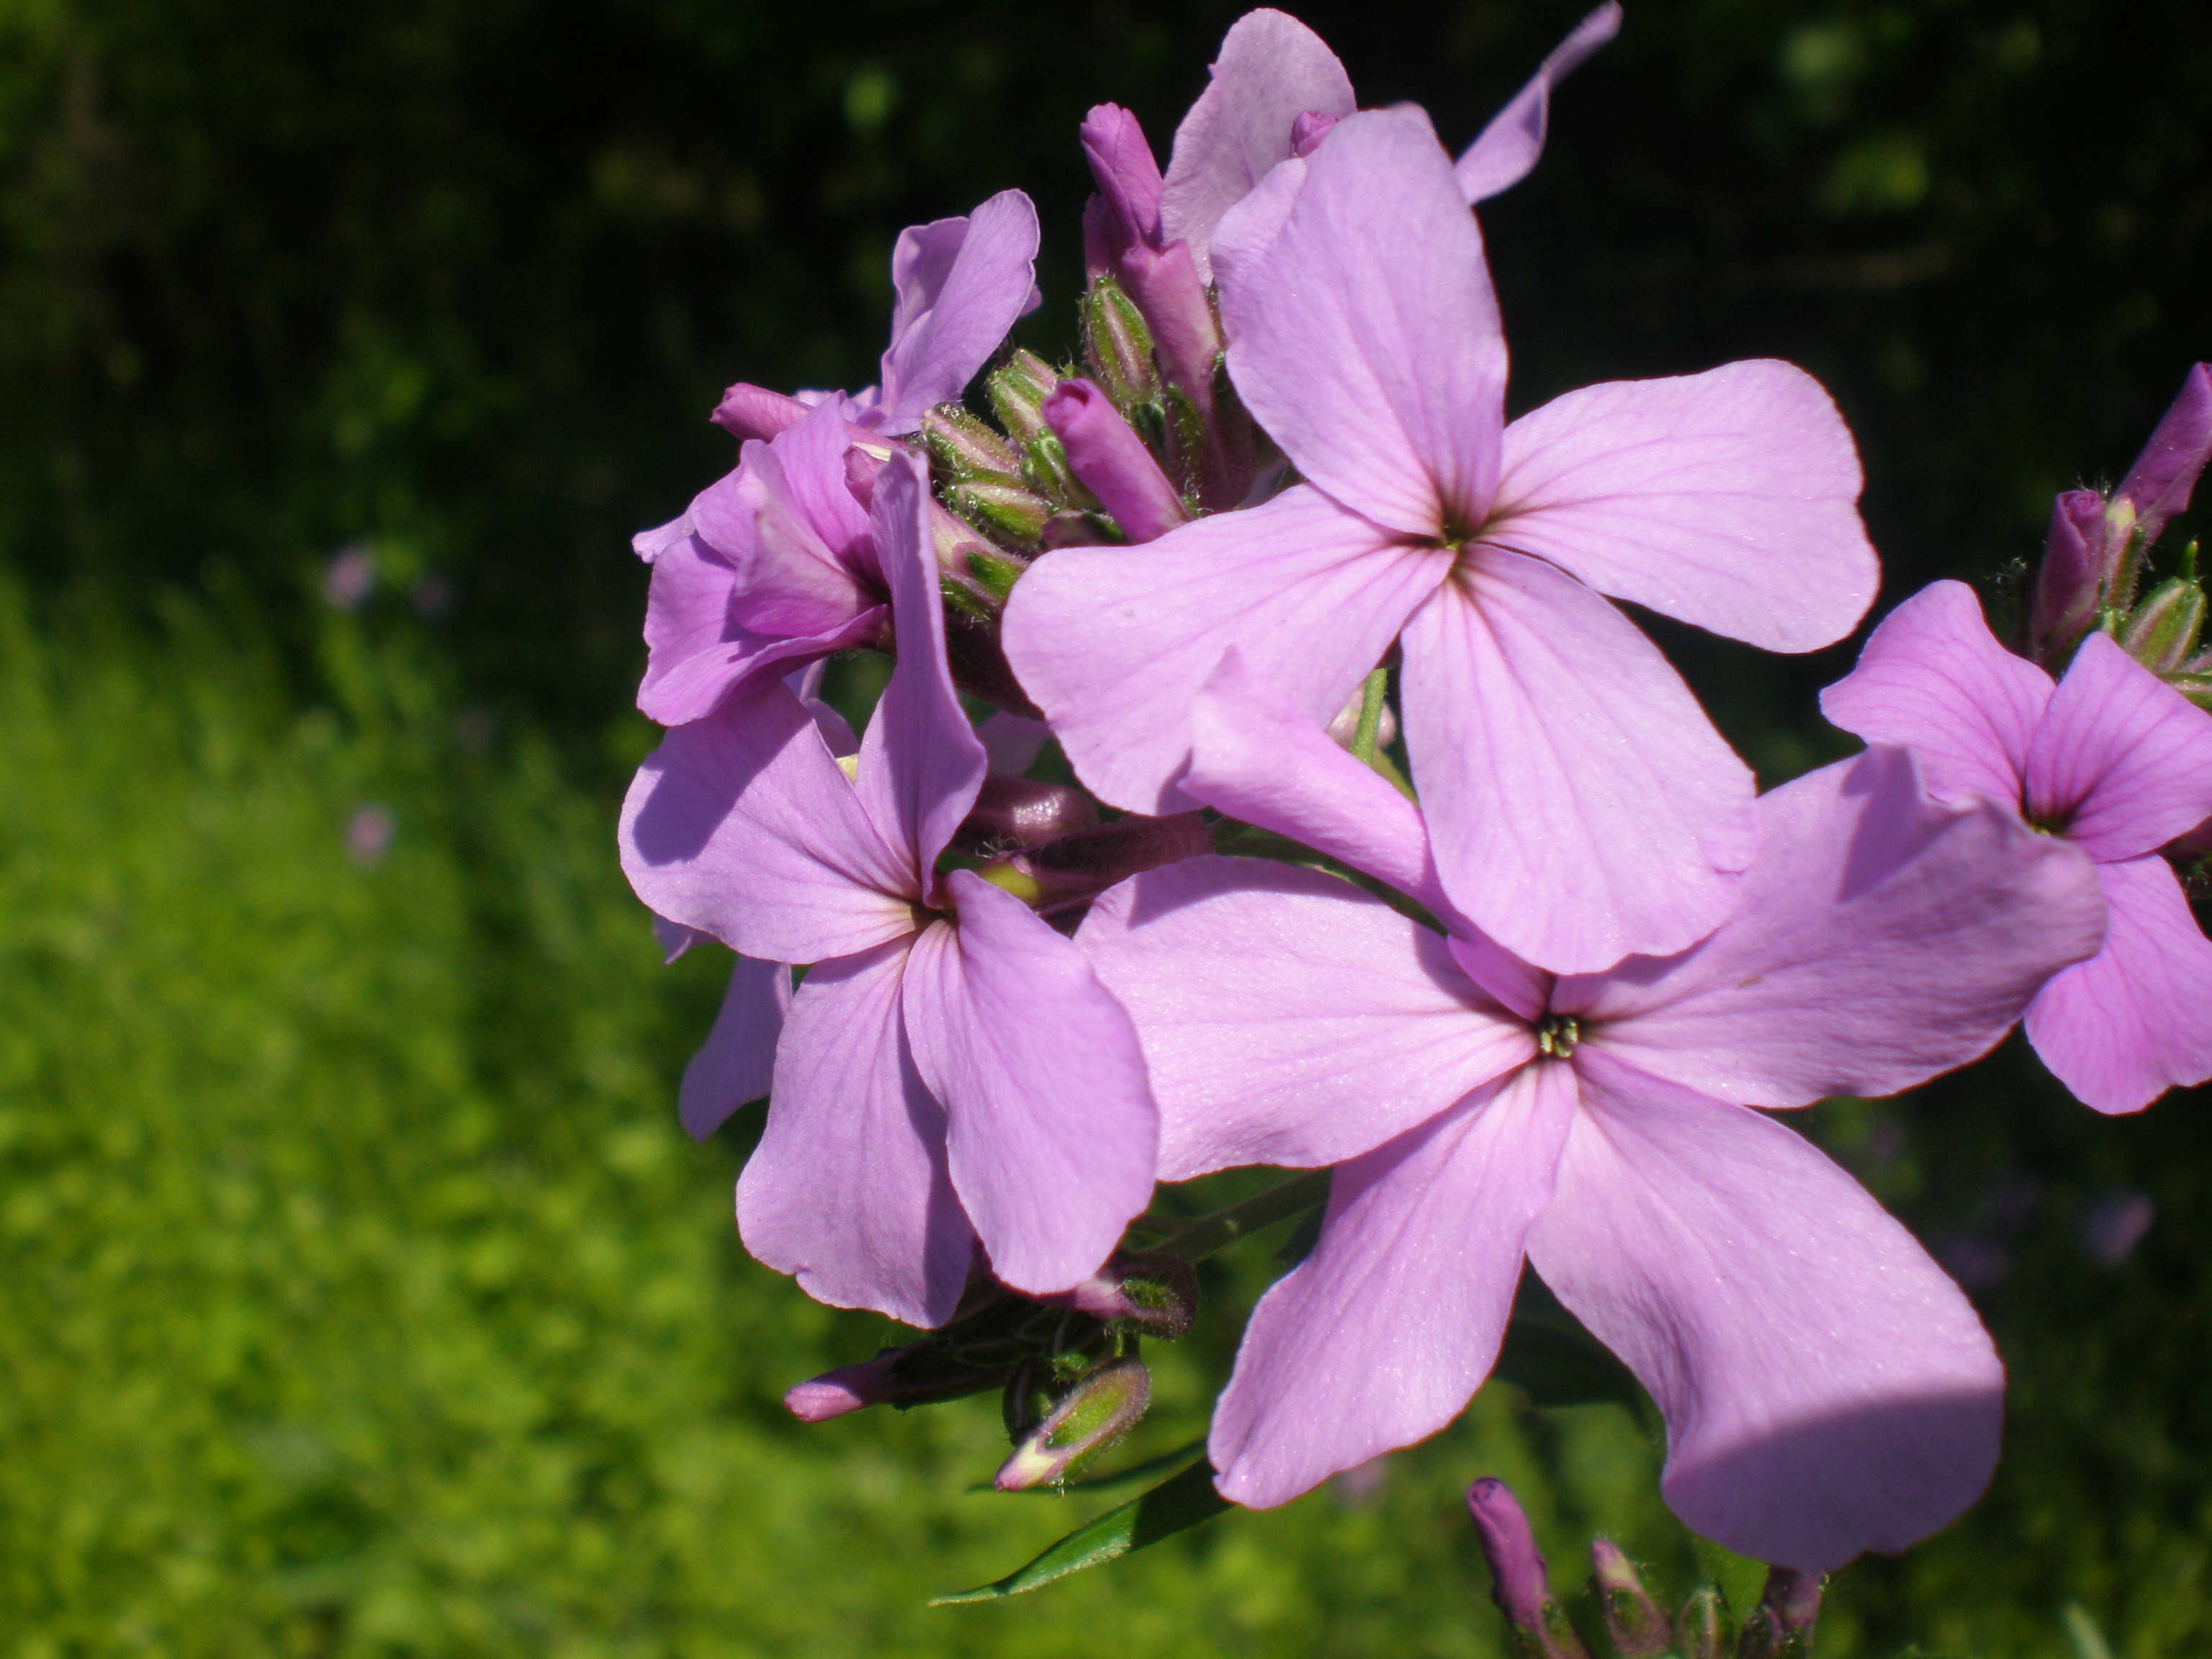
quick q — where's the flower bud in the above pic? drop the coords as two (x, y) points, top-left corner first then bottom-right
(2031, 488), (2110, 665)
(1043, 378), (1187, 544)
(1005, 811), (1213, 906)
(1326, 684), (1399, 752)
(783, 1340), (1011, 1423)
(711, 380), (808, 441)
(1290, 108), (1341, 156)
(927, 500), (1030, 615)
(1020, 431), (1095, 511)
(920, 403), (1022, 486)
(2115, 362), (2212, 552)
(946, 477), (1051, 549)
(1466, 1480), (1591, 1659)
(953, 778), (1101, 854)
(1675, 1586), (1727, 1659)
(986, 349), (1061, 446)
(992, 1358), (1151, 1491)
(2120, 567), (2206, 674)
(1040, 509), (1121, 549)
(1589, 1539), (1671, 1657)
(1735, 1568), (1821, 1659)
(1079, 103), (1164, 262)
(1082, 276), (1162, 412)
(1056, 1254), (1200, 1339)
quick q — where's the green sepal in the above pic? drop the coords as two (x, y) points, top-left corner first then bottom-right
(929, 1455), (1228, 1604)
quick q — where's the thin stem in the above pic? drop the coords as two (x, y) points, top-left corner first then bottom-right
(1150, 1169), (1331, 1263)
(1350, 666), (1388, 765)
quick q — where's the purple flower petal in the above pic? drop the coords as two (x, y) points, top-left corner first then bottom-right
(1206, 153), (1305, 297)
(1220, 107), (1507, 537)
(737, 940), (974, 1328)
(1078, 857), (1530, 1180)
(1819, 580), (2052, 808)
(903, 874), (1157, 1295)
(1042, 378), (1188, 543)
(1488, 361), (1876, 652)
(851, 454), (989, 889)
(2025, 855), (2212, 1112)
(1159, 8), (1355, 285)
(1399, 554), (1756, 973)
(2114, 361), (2212, 547)
(1453, 1), (1623, 202)
(1001, 485), (1445, 814)
(619, 683), (917, 965)
(1184, 649), (1461, 922)
(1529, 1050), (2005, 1573)
(876, 191), (1043, 433)
(1208, 1062), (1577, 1509)
(679, 955), (791, 1139)
(1569, 746), (2109, 1106)
(2026, 631), (2212, 862)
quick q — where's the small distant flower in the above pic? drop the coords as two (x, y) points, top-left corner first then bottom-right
(409, 572), (454, 619)
(345, 804), (395, 866)
(2080, 1190), (2155, 1268)
(322, 544), (375, 611)
(1822, 580), (2212, 1111)
(1079, 666), (2105, 1568)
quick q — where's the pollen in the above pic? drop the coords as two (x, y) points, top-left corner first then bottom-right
(1534, 1014), (1581, 1059)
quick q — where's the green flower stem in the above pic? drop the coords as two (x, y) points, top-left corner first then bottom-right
(1150, 1170), (1332, 1263)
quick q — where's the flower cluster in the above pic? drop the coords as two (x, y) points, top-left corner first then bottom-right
(618, 4), (2212, 1591)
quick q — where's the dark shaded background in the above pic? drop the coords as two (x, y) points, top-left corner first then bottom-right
(2, 0), (2208, 1651)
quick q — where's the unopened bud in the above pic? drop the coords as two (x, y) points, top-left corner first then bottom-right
(1043, 377), (1187, 544)
(1326, 685), (1399, 751)
(1082, 276), (1161, 411)
(953, 778), (1100, 854)
(1021, 432), (1097, 511)
(783, 1340), (1010, 1423)
(2031, 488), (2110, 666)
(1675, 1586), (1727, 1659)
(2120, 567), (2206, 674)
(946, 477), (1051, 549)
(1590, 1539), (1670, 1657)
(1736, 1568), (1821, 1659)
(1011, 811), (1213, 904)
(2114, 362), (2212, 551)
(1290, 108), (1341, 156)
(986, 349), (1060, 446)
(920, 404), (1022, 485)
(1466, 1480), (1590, 1659)
(711, 380), (808, 441)
(1057, 1254), (1199, 1338)
(993, 1358), (1151, 1490)
(1040, 509), (1121, 548)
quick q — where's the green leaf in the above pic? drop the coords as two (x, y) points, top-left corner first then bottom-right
(930, 1457), (1228, 1604)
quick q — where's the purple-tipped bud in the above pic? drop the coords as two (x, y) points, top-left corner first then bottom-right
(784, 1357), (896, 1422)
(986, 349), (1059, 446)
(1080, 104), (1164, 261)
(2032, 487), (2113, 665)
(712, 381), (809, 441)
(992, 1358), (1151, 1491)
(1676, 1586), (1727, 1659)
(1590, 1539), (1671, 1657)
(927, 499), (1030, 613)
(1291, 108), (1341, 157)
(783, 1341), (1011, 1422)
(1007, 810), (1213, 905)
(1043, 379), (1188, 544)
(1736, 1568), (1822, 1659)
(920, 404), (1023, 485)
(1467, 1480), (1591, 1658)
(2121, 572), (2207, 673)
(1082, 276), (1162, 413)
(2116, 363), (2212, 550)
(1056, 1254), (1200, 1338)
(953, 778), (1101, 854)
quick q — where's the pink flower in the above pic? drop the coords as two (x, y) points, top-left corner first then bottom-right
(1007, 108), (1878, 971)
(1822, 580), (2212, 1111)
(1074, 662), (2106, 1570)
(620, 454), (1158, 1326)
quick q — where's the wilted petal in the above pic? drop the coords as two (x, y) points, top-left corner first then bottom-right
(1159, 8), (1355, 284)
(620, 684), (917, 965)
(1529, 1051), (2005, 1573)
(679, 955), (792, 1139)
(1185, 649), (1460, 921)
(1079, 857), (1529, 1179)
(852, 454), (989, 885)
(1453, 1), (1622, 202)
(1401, 555), (1756, 973)
(1221, 108), (1507, 536)
(2025, 631), (2212, 862)
(1002, 485), (1445, 814)
(2114, 362), (2212, 547)
(877, 192), (1043, 433)
(1571, 747), (2108, 1106)
(1209, 1063), (1576, 1509)
(2024, 855), (2212, 1113)
(737, 941), (974, 1328)
(1819, 580), (2051, 807)
(902, 878), (1156, 1295)
(1487, 361), (1876, 652)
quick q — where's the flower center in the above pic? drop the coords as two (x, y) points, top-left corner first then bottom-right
(1534, 1014), (1581, 1059)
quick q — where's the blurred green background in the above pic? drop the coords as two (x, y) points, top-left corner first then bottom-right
(1, 0), (2208, 1653)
